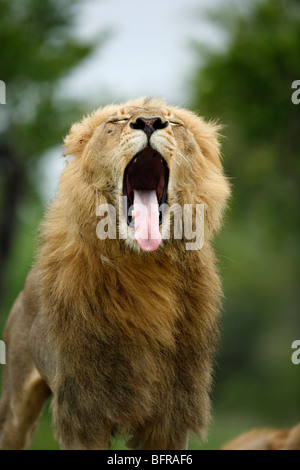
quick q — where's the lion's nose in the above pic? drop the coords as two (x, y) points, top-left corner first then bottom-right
(130, 117), (169, 140)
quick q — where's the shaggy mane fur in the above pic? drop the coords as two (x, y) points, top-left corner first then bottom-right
(0, 97), (230, 450)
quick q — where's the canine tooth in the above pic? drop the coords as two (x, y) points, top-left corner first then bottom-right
(133, 157), (137, 163)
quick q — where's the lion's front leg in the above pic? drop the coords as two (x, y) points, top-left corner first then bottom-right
(51, 381), (112, 450)
(127, 426), (189, 450)
(59, 436), (111, 450)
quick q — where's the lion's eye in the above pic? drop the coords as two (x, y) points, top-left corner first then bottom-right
(170, 121), (183, 127)
(107, 118), (129, 124)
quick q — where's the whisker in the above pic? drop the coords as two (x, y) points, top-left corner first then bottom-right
(172, 154), (181, 166)
(112, 153), (124, 172)
(176, 151), (189, 163)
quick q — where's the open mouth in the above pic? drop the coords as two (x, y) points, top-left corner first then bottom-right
(123, 146), (169, 251)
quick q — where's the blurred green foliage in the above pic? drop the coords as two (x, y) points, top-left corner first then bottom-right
(0, 0), (299, 450)
(191, 0), (300, 445)
(0, 0), (103, 317)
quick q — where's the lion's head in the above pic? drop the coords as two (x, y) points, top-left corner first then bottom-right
(60, 97), (230, 253)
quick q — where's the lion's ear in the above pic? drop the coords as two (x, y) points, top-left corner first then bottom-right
(196, 119), (223, 168)
(189, 116), (224, 168)
(172, 108), (224, 168)
(63, 104), (121, 158)
(63, 117), (95, 159)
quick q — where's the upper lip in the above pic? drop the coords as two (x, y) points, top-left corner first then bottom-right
(123, 146), (169, 226)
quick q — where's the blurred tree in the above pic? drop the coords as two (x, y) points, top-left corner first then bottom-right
(191, 0), (300, 427)
(0, 0), (105, 314)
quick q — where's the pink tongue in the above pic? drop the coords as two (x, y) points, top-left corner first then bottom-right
(133, 189), (162, 251)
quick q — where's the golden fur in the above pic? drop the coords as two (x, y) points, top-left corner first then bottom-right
(221, 423), (300, 450)
(0, 97), (230, 449)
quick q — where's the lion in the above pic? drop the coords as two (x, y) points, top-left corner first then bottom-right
(0, 97), (230, 450)
(221, 423), (300, 450)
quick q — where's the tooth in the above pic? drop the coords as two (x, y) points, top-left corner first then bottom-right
(133, 157), (137, 163)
